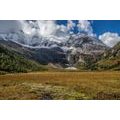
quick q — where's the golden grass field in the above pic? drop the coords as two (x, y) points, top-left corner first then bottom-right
(0, 71), (120, 100)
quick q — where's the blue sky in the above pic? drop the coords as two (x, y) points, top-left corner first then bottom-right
(57, 20), (120, 37)
(92, 20), (120, 36)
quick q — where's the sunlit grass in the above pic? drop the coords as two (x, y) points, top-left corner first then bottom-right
(0, 71), (120, 100)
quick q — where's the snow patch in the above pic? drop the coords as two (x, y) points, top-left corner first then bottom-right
(65, 67), (77, 70)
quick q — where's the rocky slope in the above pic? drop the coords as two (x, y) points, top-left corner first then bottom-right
(0, 32), (108, 71)
(65, 34), (107, 69)
(0, 42), (46, 73)
(97, 42), (120, 70)
(0, 39), (68, 67)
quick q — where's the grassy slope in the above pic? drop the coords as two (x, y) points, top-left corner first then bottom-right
(0, 45), (46, 74)
(96, 42), (120, 70)
(0, 71), (120, 100)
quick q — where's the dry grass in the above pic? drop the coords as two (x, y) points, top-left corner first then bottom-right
(0, 71), (120, 100)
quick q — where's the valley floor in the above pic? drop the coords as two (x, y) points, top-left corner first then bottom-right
(0, 71), (120, 100)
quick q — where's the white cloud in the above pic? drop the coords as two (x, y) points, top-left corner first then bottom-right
(0, 20), (98, 46)
(77, 20), (93, 36)
(99, 32), (120, 47)
(19, 20), (69, 37)
(19, 20), (36, 35)
(17, 20), (70, 45)
(67, 20), (75, 30)
(37, 20), (58, 37)
(58, 25), (68, 33)
(0, 20), (96, 38)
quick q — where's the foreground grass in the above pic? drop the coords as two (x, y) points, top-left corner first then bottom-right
(0, 71), (120, 100)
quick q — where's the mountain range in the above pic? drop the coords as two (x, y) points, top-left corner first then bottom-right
(0, 30), (120, 73)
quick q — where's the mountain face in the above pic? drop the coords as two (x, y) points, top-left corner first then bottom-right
(0, 32), (108, 71)
(64, 34), (107, 69)
(0, 42), (46, 73)
(0, 40), (68, 67)
(97, 42), (120, 70)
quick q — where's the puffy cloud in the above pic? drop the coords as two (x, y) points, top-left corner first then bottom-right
(99, 32), (120, 47)
(0, 20), (95, 38)
(19, 20), (69, 37)
(19, 20), (36, 35)
(67, 20), (76, 30)
(58, 25), (68, 33)
(37, 20), (58, 37)
(77, 20), (93, 36)
(0, 20), (97, 45)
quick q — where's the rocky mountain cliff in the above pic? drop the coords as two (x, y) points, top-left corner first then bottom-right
(64, 34), (107, 69)
(97, 42), (120, 70)
(0, 32), (109, 71)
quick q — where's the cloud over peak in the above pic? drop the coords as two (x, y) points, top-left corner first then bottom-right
(0, 20), (95, 38)
(99, 32), (120, 47)
(67, 20), (76, 31)
(19, 20), (69, 38)
(77, 20), (93, 35)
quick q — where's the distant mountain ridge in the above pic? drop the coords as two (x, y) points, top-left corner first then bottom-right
(0, 32), (115, 72)
(65, 34), (107, 69)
